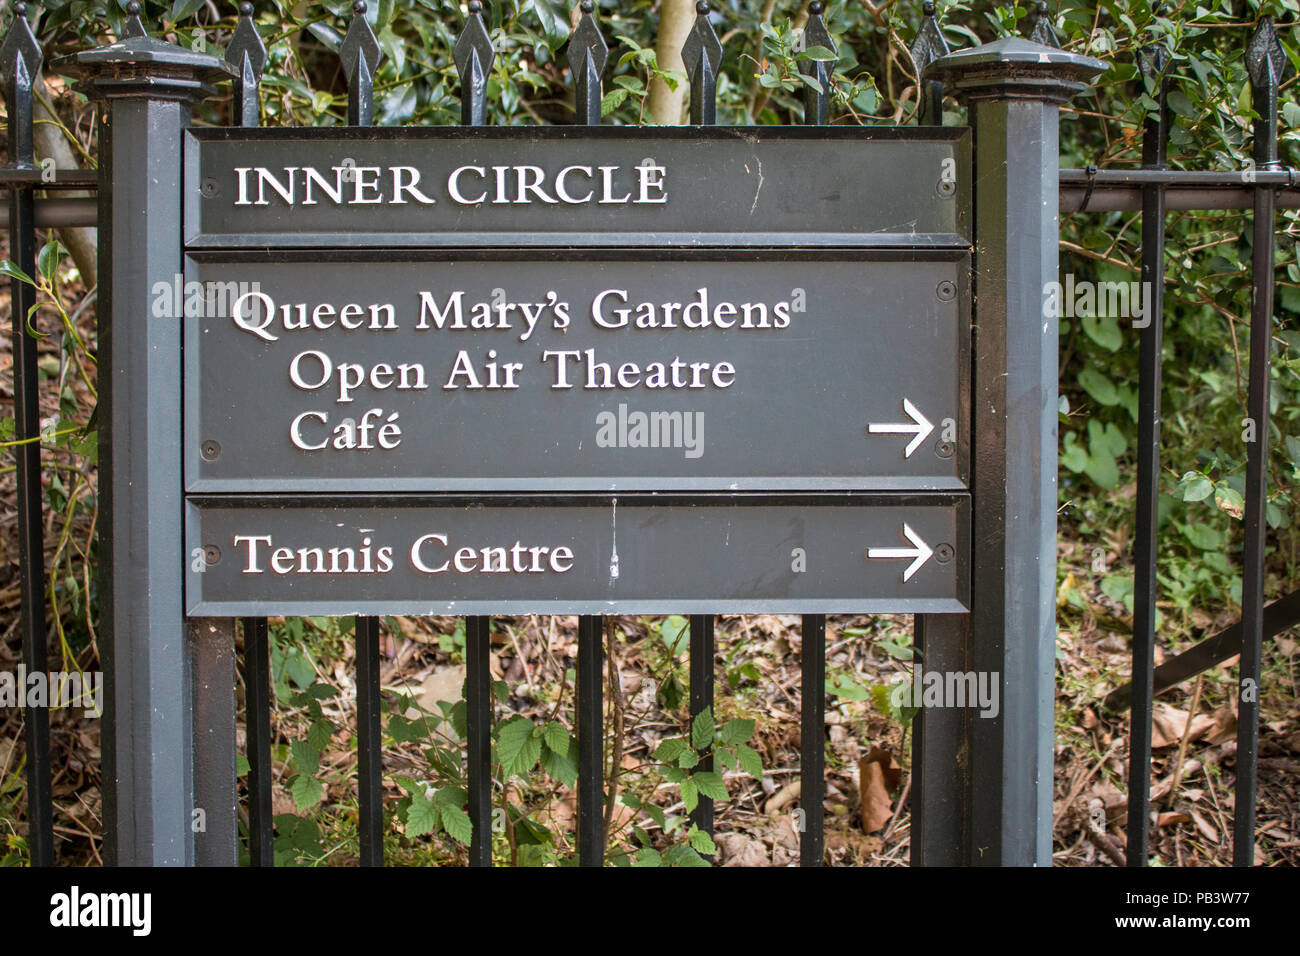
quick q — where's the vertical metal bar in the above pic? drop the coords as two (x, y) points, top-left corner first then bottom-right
(682, 2), (721, 126)
(1236, 15), (1285, 868)
(1, 3), (52, 867)
(576, 615), (604, 866)
(568, 2), (608, 126)
(798, 2), (835, 126)
(225, 1), (270, 870)
(465, 616), (493, 867)
(340, 1), (380, 127)
(243, 617), (274, 866)
(53, 6), (232, 865)
(800, 614), (825, 867)
(926, 38), (1104, 866)
(1127, 38), (1170, 867)
(911, 615), (971, 865)
(687, 615), (715, 841)
(454, 1), (494, 126)
(355, 615), (384, 866)
(191, 619), (237, 866)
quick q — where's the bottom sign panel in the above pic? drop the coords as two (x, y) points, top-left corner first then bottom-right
(186, 495), (969, 616)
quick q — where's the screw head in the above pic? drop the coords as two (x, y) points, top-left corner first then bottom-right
(203, 545), (221, 566)
(935, 543), (954, 563)
(937, 179), (956, 198)
(935, 441), (954, 458)
(201, 439), (221, 461)
(936, 280), (956, 301)
(200, 178), (219, 198)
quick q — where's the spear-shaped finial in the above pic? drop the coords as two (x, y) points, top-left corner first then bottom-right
(455, 0), (495, 125)
(1247, 15), (1289, 169)
(799, 1), (836, 125)
(1, 2), (43, 167)
(910, 1), (948, 125)
(568, 0), (608, 125)
(226, 2), (267, 127)
(341, 0), (382, 125)
(122, 0), (148, 39)
(1028, 1), (1060, 49)
(682, 1), (723, 124)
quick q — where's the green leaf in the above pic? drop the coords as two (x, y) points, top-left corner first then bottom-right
(405, 793), (439, 837)
(290, 774), (324, 812)
(660, 615), (689, 655)
(663, 845), (710, 867)
(1180, 472), (1214, 502)
(534, 0), (571, 50)
(290, 740), (319, 776)
(653, 737), (687, 764)
(1078, 365), (1119, 405)
(543, 720), (569, 757)
(0, 260), (35, 286)
(688, 826), (718, 854)
(169, 0), (206, 22)
(497, 716), (541, 777)
(720, 717), (755, 745)
(440, 803), (472, 845)
(736, 743), (763, 780)
(680, 776), (699, 813)
(1081, 313), (1123, 351)
(236, 754), (251, 776)
(691, 706), (714, 751)
(692, 771), (729, 801)
(633, 848), (663, 866)
(600, 88), (630, 116)
(541, 743), (578, 787)
(678, 749), (699, 769)
(801, 44), (837, 61)
(307, 720), (332, 753)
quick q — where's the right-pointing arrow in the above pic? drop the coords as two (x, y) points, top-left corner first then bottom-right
(867, 399), (935, 458)
(866, 523), (934, 582)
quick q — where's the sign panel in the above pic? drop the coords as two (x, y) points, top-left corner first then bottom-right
(186, 495), (969, 616)
(184, 253), (969, 492)
(184, 127), (970, 248)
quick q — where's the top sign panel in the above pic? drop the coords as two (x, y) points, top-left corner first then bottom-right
(184, 127), (970, 249)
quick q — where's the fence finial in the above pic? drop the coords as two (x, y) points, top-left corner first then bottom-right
(122, 0), (149, 39)
(799, 1), (836, 125)
(1, 3), (43, 95)
(682, 1), (722, 124)
(226, 2), (267, 127)
(455, 0), (495, 125)
(1247, 15), (1288, 171)
(341, 0), (382, 125)
(1027, 1), (1060, 48)
(568, 0), (608, 125)
(910, 2), (947, 126)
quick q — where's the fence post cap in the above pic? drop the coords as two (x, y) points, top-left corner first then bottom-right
(52, 12), (232, 102)
(923, 36), (1105, 104)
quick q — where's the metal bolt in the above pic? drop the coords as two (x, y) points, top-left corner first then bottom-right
(202, 545), (221, 566)
(936, 179), (956, 198)
(201, 439), (221, 461)
(935, 543), (954, 563)
(936, 280), (956, 301)
(200, 178), (219, 198)
(936, 441), (954, 458)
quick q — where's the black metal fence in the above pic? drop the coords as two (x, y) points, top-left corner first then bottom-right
(1, 0), (1294, 867)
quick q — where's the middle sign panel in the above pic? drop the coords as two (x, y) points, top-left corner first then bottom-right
(184, 251), (969, 493)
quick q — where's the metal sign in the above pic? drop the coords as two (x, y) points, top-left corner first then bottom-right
(183, 253), (969, 492)
(184, 127), (970, 248)
(186, 495), (969, 616)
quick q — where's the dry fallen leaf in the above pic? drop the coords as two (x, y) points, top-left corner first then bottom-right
(858, 746), (900, 833)
(1157, 811), (1191, 827)
(1151, 703), (1215, 749)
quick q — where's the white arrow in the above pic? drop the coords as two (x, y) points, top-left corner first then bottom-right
(866, 523), (934, 582)
(867, 398), (934, 458)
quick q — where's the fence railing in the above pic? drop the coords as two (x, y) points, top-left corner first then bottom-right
(1, 0), (1294, 868)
